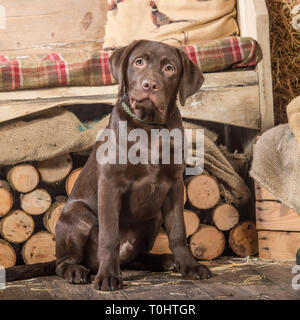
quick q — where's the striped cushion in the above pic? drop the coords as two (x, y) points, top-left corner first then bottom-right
(0, 37), (261, 92)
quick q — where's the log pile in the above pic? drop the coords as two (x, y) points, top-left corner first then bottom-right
(0, 154), (83, 267)
(151, 172), (258, 261)
(0, 153), (257, 268)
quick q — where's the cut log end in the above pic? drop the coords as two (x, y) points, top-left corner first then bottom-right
(183, 209), (200, 238)
(0, 210), (35, 244)
(212, 203), (240, 231)
(187, 174), (220, 210)
(0, 180), (13, 217)
(20, 188), (52, 215)
(43, 200), (66, 234)
(229, 220), (258, 257)
(6, 164), (39, 193)
(0, 239), (16, 268)
(22, 232), (56, 264)
(150, 232), (171, 255)
(190, 224), (225, 260)
(35, 154), (73, 184)
(183, 184), (187, 206)
(65, 167), (82, 196)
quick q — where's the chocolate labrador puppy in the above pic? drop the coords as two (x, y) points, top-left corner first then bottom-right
(55, 39), (211, 291)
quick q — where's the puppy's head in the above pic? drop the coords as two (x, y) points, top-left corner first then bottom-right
(109, 40), (204, 123)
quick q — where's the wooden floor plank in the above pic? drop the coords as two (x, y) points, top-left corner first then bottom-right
(0, 258), (298, 300)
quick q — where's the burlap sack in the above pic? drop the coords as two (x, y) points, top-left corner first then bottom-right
(287, 96), (300, 150)
(104, 0), (239, 49)
(250, 124), (300, 214)
(0, 108), (249, 206)
(0, 108), (110, 167)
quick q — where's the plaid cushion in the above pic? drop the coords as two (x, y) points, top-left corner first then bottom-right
(0, 37), (261, 92)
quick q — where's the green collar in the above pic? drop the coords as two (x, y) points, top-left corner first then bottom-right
(121, 100), (164, 126)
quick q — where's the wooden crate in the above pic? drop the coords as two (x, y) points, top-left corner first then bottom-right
(255, 182), (300, 261)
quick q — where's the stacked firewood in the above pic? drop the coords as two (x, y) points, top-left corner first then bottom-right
(0, 155), (258, 269)
(0, 154), (83, 268)
(151, 173), (258, 261)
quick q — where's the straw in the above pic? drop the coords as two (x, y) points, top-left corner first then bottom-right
(265, 0), (300, 124)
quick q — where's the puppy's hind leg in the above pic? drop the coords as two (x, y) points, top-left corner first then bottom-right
(55, 201), (97, 284)
(122, 218), (177, 272)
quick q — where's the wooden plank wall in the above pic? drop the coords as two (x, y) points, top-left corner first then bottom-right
(0, 0), (108, 56)
(255, 182), (300, 261)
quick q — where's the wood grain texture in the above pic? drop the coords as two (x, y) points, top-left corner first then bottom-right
(229, 221), (258, 257)
(255, 182), (277, 201)
(190, 224), (225, 260)
(183, 209), (200, 238)
(149, 232), (171, 255)
(35, 154), (73, 184)
(212, 203), (239, 231)
(187, 174), (220, 210)
(43, 200), (66, 235)
(183, 86), (260, 129)
(256, 201), (300, 232)
(0, 98), (112, 124)
(20, 188), (52, 215)
(0, 0), (108, 56)
(0, 210), (34, 243)
(0, 239), (16, 268)
(22, 231), (56, 264)
(65, 168), (82, 196)
(0, 71), (257, 102)
(1, 259), (299, 300)
(258, 230), (300, 261)
(0, 72), (260, 128)
(0, 180), (13, 217)
(237, 0), (274, 131)
(6, 164), (39, 193)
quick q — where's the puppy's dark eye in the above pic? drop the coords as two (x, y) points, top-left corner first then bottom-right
(164, 64), (175, 72)
(135, 58), (144, 66)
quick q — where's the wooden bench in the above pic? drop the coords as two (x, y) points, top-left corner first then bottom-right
(0, 0), (274, 133)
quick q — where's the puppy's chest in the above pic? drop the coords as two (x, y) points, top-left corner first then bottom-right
(124, 172), (171, 218)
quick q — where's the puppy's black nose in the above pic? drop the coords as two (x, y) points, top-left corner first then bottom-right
(142, 79), (159, 92)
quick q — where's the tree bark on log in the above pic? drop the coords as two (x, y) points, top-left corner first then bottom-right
(0, 239), (16, 268)
(20, 188), (52, 215)
(0, 180), (13, 217)
(6, 164), (39, 193)
(186, 174), (220, 210)
(0, 210), (34, 244)
(65, 167), (82, 196)
(22, 231), (56, 264)
(35, 154), (73, 184)
(190, 224), (225, 260)
(229, 220), (258, 257)
(43, 199), (66, 234)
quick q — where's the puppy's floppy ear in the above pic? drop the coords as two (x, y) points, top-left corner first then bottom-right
(177, 48), (204, 106)
(109, 40), (141, 95)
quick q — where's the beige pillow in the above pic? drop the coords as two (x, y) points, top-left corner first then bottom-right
(104, 0), (239, 49)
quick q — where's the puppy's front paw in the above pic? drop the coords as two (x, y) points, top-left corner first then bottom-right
(180, 263), (212, 280)
(93, 274), (123, 291)
(63, 264), (91, 284)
